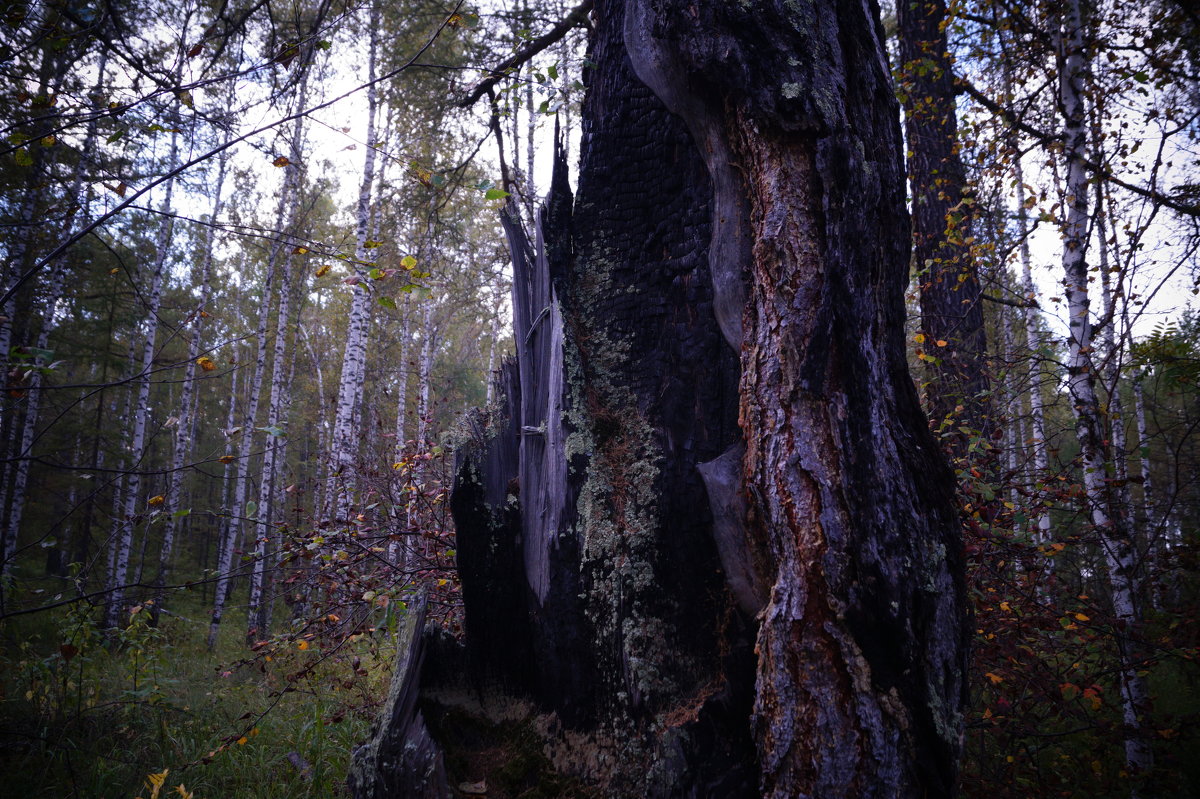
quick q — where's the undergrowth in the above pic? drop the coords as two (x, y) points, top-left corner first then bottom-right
(0, 587), (398, 799)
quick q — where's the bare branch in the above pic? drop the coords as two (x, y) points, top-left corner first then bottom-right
(458, 0), (592, 108)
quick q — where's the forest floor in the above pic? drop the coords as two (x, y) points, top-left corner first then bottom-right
(0, 579), (397, 799)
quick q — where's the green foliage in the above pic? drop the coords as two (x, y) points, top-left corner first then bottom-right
(0, 594), (394, 799)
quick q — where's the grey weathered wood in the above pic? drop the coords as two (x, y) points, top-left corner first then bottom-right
(346, 591), (450, 799)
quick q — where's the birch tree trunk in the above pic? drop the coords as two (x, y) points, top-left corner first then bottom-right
(153, 148), (228, 624)
(206, 359), (241, 650)
(246, 252), (298, 641)
(104, 338), (138, 595)
(247, 76), (310, 641)
(1, 52), (107, 583)
(208, 246), (278, 645)
(327, 3), (381, 522)
(1056, 0), (1153, 779)
(104, 121), (181, 629)
(416, 302), (434, 446)
(300, 322), (331, 517)
(0, 45), (71, 583)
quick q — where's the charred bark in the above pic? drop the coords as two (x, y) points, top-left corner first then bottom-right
(357, 1), (966, 796)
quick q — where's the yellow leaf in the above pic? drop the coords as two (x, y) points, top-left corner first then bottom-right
(272, 156), (290, 167)
(145, 769), (169, 799)
(316, 264), (332, 277)
(237, 736), (248, 745)
(148, 495), (165, 506)
(985, 672), (1003, 685)
(196, 356), (216, 372)
(297, 640), (309, 650)
(936, 339), (948, 347)
(218, 455), (236, 464)
(914, 333), (926, 343)
(401, 255), (418, 269)
(999, 602), (1011, 612)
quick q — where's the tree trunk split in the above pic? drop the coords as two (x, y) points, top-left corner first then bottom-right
(354, 1), (968, 796)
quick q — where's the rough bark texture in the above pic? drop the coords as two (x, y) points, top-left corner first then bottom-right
(356, 1), (966, 796)
(897, 0), (990, 437)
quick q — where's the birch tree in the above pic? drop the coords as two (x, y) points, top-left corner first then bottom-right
(326, 1), (382, 522)
(152, 144), (229, 625)
(103, 117), (181, 629)
(247, 66), (313, 642)
(1055, 0), (1153, 777)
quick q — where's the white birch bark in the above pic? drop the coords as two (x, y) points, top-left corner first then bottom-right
(246, 68), (311, 640)
(209, 245), (278, 644)
(417, 301), (435, 445)
(205, 358), (241, 649)
(104, 338), (138, 592)
(1012, 160), (1053, 543)
(152, 147), (229, 622)
(327, 6), (381, 521)
(0, 47), (78, 580)
(247, 218), (299, 640)
(1132, 375), (1154, 524)
(104, 121), (181, 628)
(300, 322), (331, 516)
(1001, 304), (1022, 511)
(1057, 0), (1153, 777)
(1095, 183), (1137, 542)
(395, 307), (412, 450)
(1, 54), (108, 580)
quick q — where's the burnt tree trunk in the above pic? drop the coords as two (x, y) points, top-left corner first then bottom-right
(352, 1), (967, 797)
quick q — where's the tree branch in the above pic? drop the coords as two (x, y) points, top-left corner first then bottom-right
(982, 292), (1040, 309)
(959, 79), (1200, 218)
(458, 0), (592, 108)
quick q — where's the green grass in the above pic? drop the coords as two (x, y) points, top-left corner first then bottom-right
(0, 588), (397, 799)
